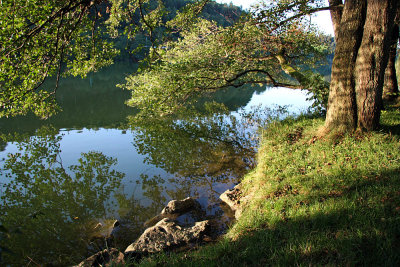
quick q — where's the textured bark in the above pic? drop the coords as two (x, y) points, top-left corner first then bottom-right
(383, 24), (399, 101)
(324, 0), (366, 132)
(354, 0), (397, 131)
(328, 0), (343, 41)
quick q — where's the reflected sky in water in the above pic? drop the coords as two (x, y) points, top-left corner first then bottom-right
(245, 87), (313, 113)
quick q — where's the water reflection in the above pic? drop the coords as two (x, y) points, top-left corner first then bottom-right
(128, 104), (287, 212)
(0, 62), (265, 138)
(0, 126), (124, 266)
(0, 63), (138, 137)
(0, 63), (307, 266)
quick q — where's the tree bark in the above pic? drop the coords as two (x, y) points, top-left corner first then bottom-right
(354, 0), (397, 131)
(382, 24), (399, 102)
(324, 0), (366, 132)
(324, 0), (398, 133)
(328, 0), (343, 42)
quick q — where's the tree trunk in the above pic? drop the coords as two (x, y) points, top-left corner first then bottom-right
(324, 0), (366, 132)
(382, 24), (399, 102)
(354, 0), (397, 131)
(328, 0), (343, 42)
(324, 0), (397, 133)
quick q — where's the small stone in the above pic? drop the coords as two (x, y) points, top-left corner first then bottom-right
(220, 184), (249, 220)
(75, 248), (124, 267)
(161, 197), (201, 215)
(220, 184), (242, 211)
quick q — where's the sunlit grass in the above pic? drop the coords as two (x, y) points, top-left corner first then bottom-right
(137, 107), (400, 266)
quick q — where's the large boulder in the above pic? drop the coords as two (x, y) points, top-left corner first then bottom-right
(125, 218), (210, 257)
(75, 248), (124, 267)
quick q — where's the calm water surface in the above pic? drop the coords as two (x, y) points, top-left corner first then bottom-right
(0, 64), (311, 266)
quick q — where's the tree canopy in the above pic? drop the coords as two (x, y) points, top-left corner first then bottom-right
(0, 0), (330, 117)
(0, 0), (399, 132)
(123, 16), (330, 115)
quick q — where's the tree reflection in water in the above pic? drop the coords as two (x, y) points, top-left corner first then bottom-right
(128, 103), (288, 213)
(0, 104), (288, 266)
(0, 126), (124, 266)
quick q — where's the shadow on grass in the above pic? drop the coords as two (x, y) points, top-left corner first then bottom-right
(157, 168), (400, 266)
(380, 106), (400, 136)
(380, 124), (400, 136)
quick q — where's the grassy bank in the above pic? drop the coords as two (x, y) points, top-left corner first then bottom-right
(138, 106), (400, 266)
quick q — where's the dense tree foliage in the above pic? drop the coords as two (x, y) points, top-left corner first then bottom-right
(123, 16), (330, 115)
(0, 0), (240, 118)
(0, 0), (399, 132)
(123, 0), (400, 132)
(0, 0), (117, 118)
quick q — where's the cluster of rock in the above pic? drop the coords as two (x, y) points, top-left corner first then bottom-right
(76, 188), (244, 266)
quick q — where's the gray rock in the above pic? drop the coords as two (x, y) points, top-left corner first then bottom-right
(161, 197), (201, 215)
(75, 248), (124, 267)
(125, 218), (210, 256)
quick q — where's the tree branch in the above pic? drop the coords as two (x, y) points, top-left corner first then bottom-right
(1, 0), (90, 59)
(256, 4), (344, 31)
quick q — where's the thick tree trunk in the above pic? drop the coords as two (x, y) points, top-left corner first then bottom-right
(324, 0), (398, 133)
(354, 0), (396, 131)
(324, 0), (366, 132)
(328, 0), (343, 42)
(383, 24), (399, 102)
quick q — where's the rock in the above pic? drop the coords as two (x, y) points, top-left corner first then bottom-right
(220, 184), (242, 210)
(220, 184), (243, 219)
(125, 218), (210, 257)
(143, 214), (170, 228)
(143, 198), (202, 228)
(161, 197), (201, 215)
(75, 248), (124, 267)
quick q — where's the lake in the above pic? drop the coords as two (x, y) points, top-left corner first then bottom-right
(0, 63), (311, 266)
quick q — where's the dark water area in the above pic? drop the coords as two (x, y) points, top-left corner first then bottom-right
(0, 63), (311, 266)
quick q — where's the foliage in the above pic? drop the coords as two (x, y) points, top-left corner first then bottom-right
(0, 0), (332, 119)
(0, 0), (118, 118)
(0, 0), (243, 119)
(304, 71), (330, 115)
(122, 13), (330, 116)
(137, 108), (400, 266)
(111, 0), (242, 63)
